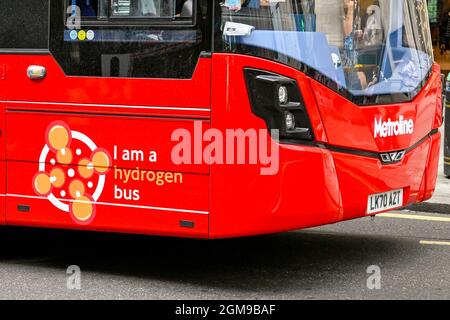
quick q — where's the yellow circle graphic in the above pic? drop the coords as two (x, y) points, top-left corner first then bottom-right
(78, 30), (86, 41)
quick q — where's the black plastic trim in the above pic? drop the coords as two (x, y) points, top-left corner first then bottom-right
(180, 220), (195, 228)
(17, 205), (31, 213)
(200, 51), (212, 58)
(324, 144), (379, 159)
(324, 129), (439, 160)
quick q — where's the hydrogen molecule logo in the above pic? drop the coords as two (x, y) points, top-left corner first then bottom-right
(33, 121), (111, 225)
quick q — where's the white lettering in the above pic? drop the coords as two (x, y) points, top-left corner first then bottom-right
(374, 115), (414, 138)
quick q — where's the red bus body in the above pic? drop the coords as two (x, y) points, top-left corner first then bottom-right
(0, 1), (442, 238)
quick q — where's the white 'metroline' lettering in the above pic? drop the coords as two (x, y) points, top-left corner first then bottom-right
(374, 116), (414, 138)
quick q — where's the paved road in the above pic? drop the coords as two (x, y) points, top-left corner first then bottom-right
(0, 210), (449, 299)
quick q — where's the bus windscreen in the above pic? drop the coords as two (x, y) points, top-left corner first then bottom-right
(218, 0), (433, 101)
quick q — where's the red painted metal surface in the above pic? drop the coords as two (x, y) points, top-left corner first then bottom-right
(209, 54), (442, 238)
(1, 54), (211, 237)
(1, 55), (212, 118)
(311, 64), (442, 153)
(0, 52), (442, 238)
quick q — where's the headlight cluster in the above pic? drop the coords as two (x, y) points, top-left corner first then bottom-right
(244, 68), (313, 142)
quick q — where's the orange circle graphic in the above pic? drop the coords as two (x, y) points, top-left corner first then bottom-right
(33, 172), (52, 196)
(48, 124), (70, 150)
(56, 147), (73, 165)
(69, 179), (85, 199)
(70, 195), (95, 223)
(92, 149), (111, 174)
(78, 158), (94, 179)
(49, 168), (65, 188)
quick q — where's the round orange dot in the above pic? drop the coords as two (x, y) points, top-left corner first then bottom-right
(92, 150), (111, 174)
(48, 124), (70, 150)
(33, 172), (52, 196)
(56, 147), (73, 165)
(78, 158), (94, 179)
(69, 180), (85, 199)
(71, 196), (94, 222)
(49, 168), (65, 188)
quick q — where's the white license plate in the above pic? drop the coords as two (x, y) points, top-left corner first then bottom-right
(367, 189), (403, 214)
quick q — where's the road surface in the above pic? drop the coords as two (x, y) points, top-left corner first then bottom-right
(0, 210), (449, 299)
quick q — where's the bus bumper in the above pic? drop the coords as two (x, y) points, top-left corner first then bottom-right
(330, 131), (440, 222)
(209, 131), (440, 238)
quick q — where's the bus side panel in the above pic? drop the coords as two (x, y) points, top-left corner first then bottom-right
(1, 55), (211, 110)
(5, 112), (209, 237)
(6, 161), (209, 238)
(6, 111), (209, 174)
(2, 47), (212, 237)
(209, 54), (342, 238)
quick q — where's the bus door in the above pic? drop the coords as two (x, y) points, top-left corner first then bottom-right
(3, 0), (211, 237)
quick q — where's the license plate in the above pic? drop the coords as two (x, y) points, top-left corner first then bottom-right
(367, 189), (403, 214)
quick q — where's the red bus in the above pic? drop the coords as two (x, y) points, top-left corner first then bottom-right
(0, 0), (442, 238)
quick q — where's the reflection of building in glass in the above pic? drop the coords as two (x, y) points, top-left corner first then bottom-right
(315, 0), (343, 47)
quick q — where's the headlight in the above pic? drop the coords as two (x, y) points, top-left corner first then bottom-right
(244, 68), (313, 142)
(284, 111), (296, 131)
(278, 85), (288, 105)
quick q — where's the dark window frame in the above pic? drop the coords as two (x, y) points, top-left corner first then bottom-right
(50, 0), (209, 79)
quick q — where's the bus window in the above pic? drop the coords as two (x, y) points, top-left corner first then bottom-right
(67, 0), (191, 21)
(0, 0), (49, 50)
(50, 0), (206, 78)
(70, 0), (99, 17)
(110, 0), (174, 18)
(216, 0), (433, 105)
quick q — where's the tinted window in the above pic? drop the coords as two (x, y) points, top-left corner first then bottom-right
(215, 0), (433, 105)
(0, 0), (49, 49)
(50, 0), (206, 78)
(67, 0), (191, 21)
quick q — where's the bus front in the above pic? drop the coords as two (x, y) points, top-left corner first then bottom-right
(209, 0), (442, 238)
